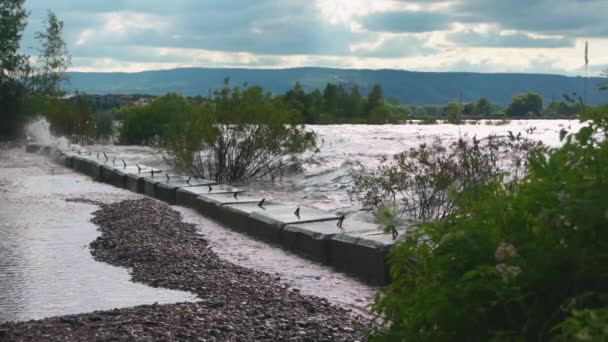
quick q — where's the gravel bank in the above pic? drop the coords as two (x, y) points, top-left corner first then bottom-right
(0, 198), (368, 341)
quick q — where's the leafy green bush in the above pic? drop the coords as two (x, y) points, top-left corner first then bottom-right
(163, 82), (317, 182)
(350, 132), (542, 221)
(370, 106), (608, 341)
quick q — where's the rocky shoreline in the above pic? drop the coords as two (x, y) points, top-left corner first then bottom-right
(0, 198), (368, 341)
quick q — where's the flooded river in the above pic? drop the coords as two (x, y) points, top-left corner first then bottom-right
(86, 120), (583, 221)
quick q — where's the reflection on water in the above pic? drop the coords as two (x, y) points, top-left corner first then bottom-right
(0, 148), (197, 323)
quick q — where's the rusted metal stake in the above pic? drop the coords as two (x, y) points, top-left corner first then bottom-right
(337, 215), (345, 228)
(390, 225), (399, 240)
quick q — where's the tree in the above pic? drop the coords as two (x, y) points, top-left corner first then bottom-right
(162, 83), (317, 182)
(506, 93), (543, 117)
(0, 0), (30, 139)
(34, 10), (70, 96)
(344, 84), (363, 119)
(444, 101), (462, 124)
(462, 102), (476, 116)
(476, 97), (493, 117)
(119, 93), (188, 145)
(322, 83), (339, 115)
(367, 84), (384, 111)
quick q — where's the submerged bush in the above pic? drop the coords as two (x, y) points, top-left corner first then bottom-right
(369, 105), (608, 341)
(163, 81), (317, 183)
(350, 131), (543, 221)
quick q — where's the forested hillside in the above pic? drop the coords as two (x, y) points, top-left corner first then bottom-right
(65, 67), (607, 105)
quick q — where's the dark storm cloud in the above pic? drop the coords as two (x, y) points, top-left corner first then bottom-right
(453, 0), (608, 36)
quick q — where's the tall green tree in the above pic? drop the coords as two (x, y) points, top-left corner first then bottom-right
(367, 84), (384, 110)
(34, 10), (70, 96)
(322, 83), (339, 115)
(344, 84), (363, 119)
(0, 0), (30, 139)
(476, 97), (493, 117)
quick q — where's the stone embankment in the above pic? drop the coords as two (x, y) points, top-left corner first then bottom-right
(27, 143), (408, 285)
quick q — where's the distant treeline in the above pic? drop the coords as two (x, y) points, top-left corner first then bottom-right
(275, 82), (586, 123)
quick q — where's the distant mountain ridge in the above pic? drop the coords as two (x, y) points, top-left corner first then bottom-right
(64, 67), (607, 106)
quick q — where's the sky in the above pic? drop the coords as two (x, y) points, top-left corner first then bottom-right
(19, 0), (608, 75)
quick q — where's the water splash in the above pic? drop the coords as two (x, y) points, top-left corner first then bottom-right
(24, 117), (69, 147)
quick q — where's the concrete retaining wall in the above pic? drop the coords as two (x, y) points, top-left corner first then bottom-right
(176, 184), (241, 208)
(155, 177), (216, 205)
(27, 143), (407, 285)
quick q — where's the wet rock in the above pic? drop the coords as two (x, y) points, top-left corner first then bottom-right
(0, 198), (368, 341)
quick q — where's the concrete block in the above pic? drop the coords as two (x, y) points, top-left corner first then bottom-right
(155, 176), (216, 204)
(41, 145), (54, 155)
(328, 228), (407, 285)
(282, 220), (378, 263)
(100, 165), (129, 188)
(25, 143), (42, 153)
(58, 154), (74, 168)
(124, 166), (160, 193)
(246, 206), (341, 244)
(73, 156), (102, 180)
(175, 184), (240, 208)
(206, 202), (281, 234)
(126, 173), (144, 193)
(141, 173), (164, 197)
(195, 192), (264, 218)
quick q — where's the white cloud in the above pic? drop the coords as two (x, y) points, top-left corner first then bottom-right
(20, 0), (608, 75)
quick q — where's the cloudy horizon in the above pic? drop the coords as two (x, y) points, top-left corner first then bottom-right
(20, 0), (608, 76)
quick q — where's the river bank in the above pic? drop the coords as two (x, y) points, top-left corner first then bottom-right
(0, 197), (367, 340)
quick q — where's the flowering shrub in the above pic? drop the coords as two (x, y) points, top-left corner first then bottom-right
(369, 105), (608, 340)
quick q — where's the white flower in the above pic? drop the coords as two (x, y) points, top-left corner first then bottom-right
(495, 242), (518, 261)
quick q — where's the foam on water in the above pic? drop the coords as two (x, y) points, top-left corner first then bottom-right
(24, 117), (69, 147)
(83, 120), (584, 218)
